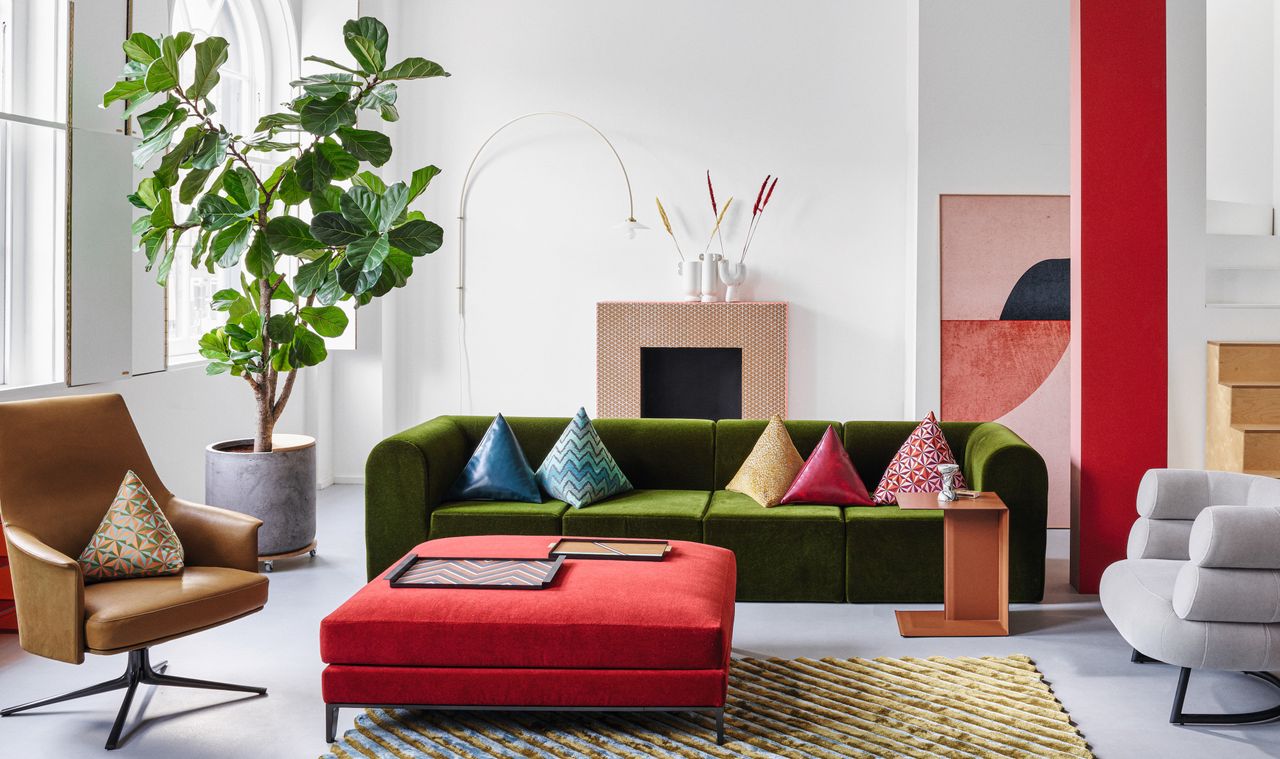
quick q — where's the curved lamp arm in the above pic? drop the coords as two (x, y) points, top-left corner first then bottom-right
(455, 112), (641, 411)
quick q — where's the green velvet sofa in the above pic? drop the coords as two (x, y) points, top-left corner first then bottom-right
(365, 416), (1047, 603)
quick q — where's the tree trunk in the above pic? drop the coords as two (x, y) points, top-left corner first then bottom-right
(255, 274), (275, 453)
(254, 383), (275, 453)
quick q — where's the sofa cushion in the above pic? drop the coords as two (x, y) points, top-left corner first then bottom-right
(782, 425), (874, 506)
(845, 505), (943, 602)
(561, 489), (710, 542)
(322, 535), (736, 670)
(703, 490), (844, 601)
(715, 419), (839, 490)
(445, 414), (542, 503)
(445, 416), (571, 472)
(842, 421), (981, 492)
(78, 470), (184, 584)
(536, 408), (632, 508)
(84, 566), (267, 652)
(594, 418), (715, 490)
(429, 499), (569, 539)
(871, 412), (965, 505)
(726, 415), (805, 507)
(1101, 558), (1280, 671)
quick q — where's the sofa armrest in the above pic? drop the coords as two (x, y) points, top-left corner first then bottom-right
(1189, 504), (1280, 569)
(1127, 517), (1193, 561)
(365, 417), (470, 580)
(1169, 505), (1280, 623)
(963, 422), (1048, 602)
(4, 525), (85, 664)
(1173, 565), (1280, 623)
(164, 497), (262, 572)
(1136, 469), (1262, 520)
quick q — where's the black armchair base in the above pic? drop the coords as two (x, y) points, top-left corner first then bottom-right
(1133, 650), (1280, 726)
(1170, 667), (1280, 726)
(0, 647), (266, 750)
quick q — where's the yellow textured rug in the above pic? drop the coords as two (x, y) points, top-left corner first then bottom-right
(323, 654), (1093, 758)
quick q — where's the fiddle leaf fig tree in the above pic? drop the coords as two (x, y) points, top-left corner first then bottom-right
(104, 17), (448, 452)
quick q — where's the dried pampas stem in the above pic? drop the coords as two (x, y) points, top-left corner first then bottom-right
(655, 196), (685, 262)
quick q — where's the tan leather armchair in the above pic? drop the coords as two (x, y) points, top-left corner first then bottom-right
(0, 394), (270, 750)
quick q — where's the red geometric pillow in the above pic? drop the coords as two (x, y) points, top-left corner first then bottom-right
(780, 425), (874, 506)
(873, 412), (966, 505)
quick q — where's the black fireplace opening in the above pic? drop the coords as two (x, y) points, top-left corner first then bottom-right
(640, 347), (743, 420)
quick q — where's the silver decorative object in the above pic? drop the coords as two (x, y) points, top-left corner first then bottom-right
(937, 463), (960, 502)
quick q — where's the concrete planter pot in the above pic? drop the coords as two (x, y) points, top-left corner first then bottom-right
(205, 434), (316, 558)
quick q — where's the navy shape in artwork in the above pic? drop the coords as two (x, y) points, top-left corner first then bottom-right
(1000, 258), (1070, 321)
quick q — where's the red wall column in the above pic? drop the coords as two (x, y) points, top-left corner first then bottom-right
(1069, 0), (1168, 592)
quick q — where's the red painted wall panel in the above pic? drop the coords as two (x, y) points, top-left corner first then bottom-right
(1069, 0), (1169, 592)
(0, 523), (15, 632)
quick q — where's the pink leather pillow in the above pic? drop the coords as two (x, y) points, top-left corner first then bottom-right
(873, 412), (966, 505)
(780, 425), (874, 506)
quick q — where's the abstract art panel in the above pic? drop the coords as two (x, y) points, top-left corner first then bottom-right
(940, 195), (1071, 527)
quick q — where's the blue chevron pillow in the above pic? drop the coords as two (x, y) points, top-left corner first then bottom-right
(536, 408), (632, 508)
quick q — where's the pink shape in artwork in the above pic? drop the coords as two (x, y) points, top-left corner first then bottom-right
(940, 320), (1070, 421)
(940, 195), (1071, 321)
(997, 350), (1071, 528)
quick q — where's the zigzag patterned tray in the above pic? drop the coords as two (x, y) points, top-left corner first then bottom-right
(386, 554), (565, 589)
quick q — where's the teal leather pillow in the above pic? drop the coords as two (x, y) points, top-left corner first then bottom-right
(446, 414), (542, 502)
(536, 408), (632, 508)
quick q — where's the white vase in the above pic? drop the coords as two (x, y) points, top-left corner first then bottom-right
(718, 261), (748, 302)
(679, 261), (701, 302)
(700, 253), (721, 302)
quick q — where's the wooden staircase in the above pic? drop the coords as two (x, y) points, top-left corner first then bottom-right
(1207, 342), (1280, 476)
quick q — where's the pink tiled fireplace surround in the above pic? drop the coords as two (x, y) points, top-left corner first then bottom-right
(595, 301), (788, 418)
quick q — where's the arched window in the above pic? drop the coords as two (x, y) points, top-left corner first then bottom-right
(168, 0), (295, 362)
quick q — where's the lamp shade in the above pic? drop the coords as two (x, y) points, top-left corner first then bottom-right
(614, 218), (650, 240)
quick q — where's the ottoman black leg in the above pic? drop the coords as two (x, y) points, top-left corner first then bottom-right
(715, 707), (725, 745)
(326, 704), (339, 742)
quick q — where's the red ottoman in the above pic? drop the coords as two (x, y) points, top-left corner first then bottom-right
(320, 535), (737, 743)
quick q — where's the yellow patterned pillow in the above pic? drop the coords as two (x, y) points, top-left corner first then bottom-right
(727, 415), (805, 507)
(78, 471), (184, 583)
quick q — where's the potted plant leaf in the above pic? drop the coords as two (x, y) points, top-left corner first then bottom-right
(102, 17), (447, 564)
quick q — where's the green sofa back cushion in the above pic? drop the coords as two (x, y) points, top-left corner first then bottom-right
(593, 418), (715, 490)
(446, 416), (569, 469)
(443, 415), (716, 491)
(714, 419), (841, 490)
(842, 421), (984, 487)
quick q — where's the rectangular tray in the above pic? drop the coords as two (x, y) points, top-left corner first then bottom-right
(387, 554), (565, 589)
(549, 538), (670, 561)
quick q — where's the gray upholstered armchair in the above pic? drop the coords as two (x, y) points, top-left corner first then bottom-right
(1101, 468), (1280, 725)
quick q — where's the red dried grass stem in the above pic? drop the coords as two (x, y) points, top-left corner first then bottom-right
(741, 175), (778, 263)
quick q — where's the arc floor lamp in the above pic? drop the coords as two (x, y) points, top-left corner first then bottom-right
(455, 111), (646, 411)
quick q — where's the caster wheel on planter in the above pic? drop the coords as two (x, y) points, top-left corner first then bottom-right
(263, 561), (274, 573)
(309, 549), (317, 558)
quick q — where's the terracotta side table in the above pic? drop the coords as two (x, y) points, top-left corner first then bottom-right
(894, 491), (1009, 637)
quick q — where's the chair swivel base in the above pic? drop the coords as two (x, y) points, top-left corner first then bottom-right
(0, 647), (266, 750)
(1171, 667), (1280, 726)
(1132, 648), (1280, 726)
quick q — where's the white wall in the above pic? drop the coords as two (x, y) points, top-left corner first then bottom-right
(1205, 0), (1275, 206)
(1168, 1), (1280, 470)
(912, 0), (1071, 416)
(346, 0), (917, 453)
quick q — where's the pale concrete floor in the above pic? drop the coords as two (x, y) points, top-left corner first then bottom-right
(2, 485), (1279, 758)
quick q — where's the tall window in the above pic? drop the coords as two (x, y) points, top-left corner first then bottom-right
(0, 0), (68, 386)
(169, 0), (292, 361)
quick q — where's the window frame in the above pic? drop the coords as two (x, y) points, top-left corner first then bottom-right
(166, 0), (297, 365)
(0, 0), (70, 389)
